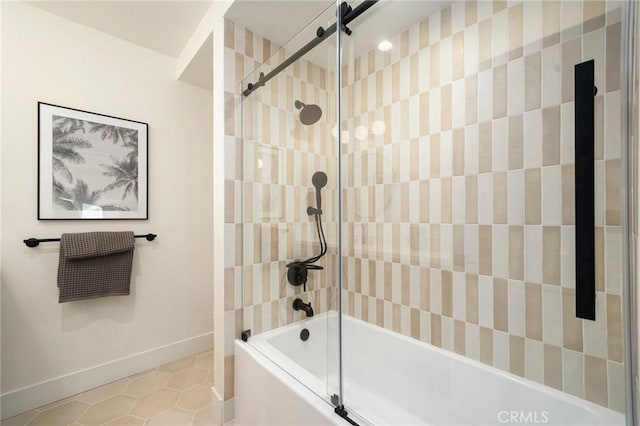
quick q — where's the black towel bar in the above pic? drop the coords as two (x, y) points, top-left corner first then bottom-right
(23, 233), (157, 248)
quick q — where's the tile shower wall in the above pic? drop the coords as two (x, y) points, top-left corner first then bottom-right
(223, 19), (335, 402)
(340, 0), (625, 411)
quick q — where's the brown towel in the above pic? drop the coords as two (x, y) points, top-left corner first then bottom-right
(57, 232), (135, 303)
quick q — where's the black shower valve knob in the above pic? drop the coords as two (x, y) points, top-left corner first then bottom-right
(287, 262), (308, 287)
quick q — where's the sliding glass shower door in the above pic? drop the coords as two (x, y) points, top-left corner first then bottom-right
(338, 0), (631, 424)
(239, 2), (342, 406)
(236, 0), (634, 424)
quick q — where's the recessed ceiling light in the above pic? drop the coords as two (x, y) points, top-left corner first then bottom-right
(377, 40), (393, 51)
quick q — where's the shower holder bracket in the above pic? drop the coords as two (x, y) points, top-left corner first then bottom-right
(241, 329), (251, 342)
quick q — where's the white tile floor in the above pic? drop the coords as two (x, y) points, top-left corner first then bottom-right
(2, 351), (215, 426)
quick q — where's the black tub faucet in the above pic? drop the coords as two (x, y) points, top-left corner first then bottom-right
(293, 298), (314, 317)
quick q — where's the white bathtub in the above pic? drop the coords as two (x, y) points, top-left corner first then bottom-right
(235, 312), (625, 426)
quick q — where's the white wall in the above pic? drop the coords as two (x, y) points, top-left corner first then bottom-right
(0, 2), (213, 418)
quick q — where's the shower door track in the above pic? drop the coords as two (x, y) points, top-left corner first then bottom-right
(242, 0), (379, 97)
(334, 405), (360, 426)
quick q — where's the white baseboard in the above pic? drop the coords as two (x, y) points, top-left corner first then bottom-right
(1, 332), (213, 420)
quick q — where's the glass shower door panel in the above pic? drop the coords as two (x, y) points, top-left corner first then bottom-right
(239, 2), (342, 407)
(339, 1), (628, 425)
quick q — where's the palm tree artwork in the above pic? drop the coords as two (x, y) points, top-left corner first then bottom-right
(52, 116), (92, 183)
(89, 123), (138, 146)
(102, 155), (138, 201)
(50, 114), (139, 213)
(54, 179), (103, 211)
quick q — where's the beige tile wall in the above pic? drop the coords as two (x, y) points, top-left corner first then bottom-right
(224, 0), (627, 416)
(340, 0), (625, 412)
(238, 50), (335, 338)
(223, 18), (337, 402)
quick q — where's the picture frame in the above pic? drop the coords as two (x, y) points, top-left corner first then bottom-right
(38, 102), (148, 220)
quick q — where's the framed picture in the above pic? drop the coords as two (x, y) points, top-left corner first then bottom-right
(38, 102), (148, 219)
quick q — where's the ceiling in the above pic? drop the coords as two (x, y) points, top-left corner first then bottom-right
(27, 0), (212, 58)
(180, 33), (214, 89)
(26, 0), (449, 90)
(26, 0), (338, 61)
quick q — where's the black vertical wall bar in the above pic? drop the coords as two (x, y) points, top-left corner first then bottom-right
(575, 60), (596, 320)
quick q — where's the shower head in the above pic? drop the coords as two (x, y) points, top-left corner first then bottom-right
(295, 100), (323, 125)
(307, 171), (327, 216)
(312, 171), (328, 189)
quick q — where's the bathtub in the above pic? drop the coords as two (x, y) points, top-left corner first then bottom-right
(235, 312), (625, 426)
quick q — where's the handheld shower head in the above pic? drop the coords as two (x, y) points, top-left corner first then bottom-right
(307, 171), (327, 216)
(288, 170), (329, 289)
(312, 171), (328, 189)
